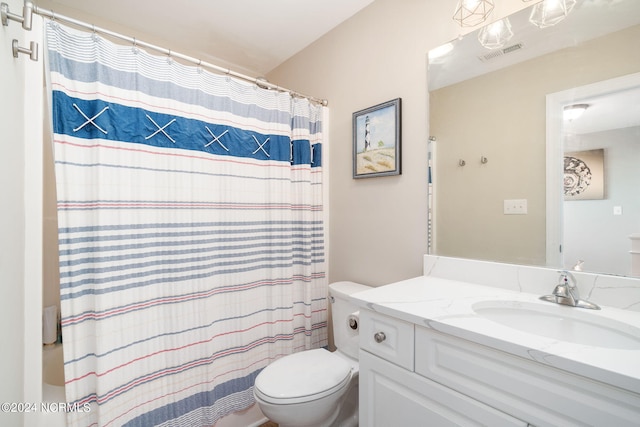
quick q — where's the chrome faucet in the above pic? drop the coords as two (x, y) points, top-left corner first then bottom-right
(539, 271), (600, 310)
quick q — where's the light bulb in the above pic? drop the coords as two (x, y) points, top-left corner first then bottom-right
(478, 18), (513, 49)
(529, 0), (576, 28)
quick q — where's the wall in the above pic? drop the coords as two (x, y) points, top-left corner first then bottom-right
(43, 107), (60, 312)
(564, 126), (640, 276)
(430, 24), (640, 267)
(0, 0), (43, 425)
(267, 0), (531, 286)
(0, 2), (27, 423)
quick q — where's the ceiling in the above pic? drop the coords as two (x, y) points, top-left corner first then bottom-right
(35, 0), (375, 75)
(428, 0), (640, 135)
(429, 0), (640, 91)
(563, 87), (640, 136)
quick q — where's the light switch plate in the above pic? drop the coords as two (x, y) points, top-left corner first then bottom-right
(504, 199), (527, 215)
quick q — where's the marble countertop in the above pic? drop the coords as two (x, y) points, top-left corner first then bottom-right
(350, 275), (640, 395)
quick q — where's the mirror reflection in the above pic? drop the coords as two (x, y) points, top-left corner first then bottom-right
(428, 0), (640, 276)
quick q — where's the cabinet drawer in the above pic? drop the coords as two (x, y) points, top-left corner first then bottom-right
(359, 309), (414, 370)
(415, 326), (640, 427)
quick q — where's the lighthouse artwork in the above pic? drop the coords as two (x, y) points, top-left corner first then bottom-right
(364, 115), (371, 152)
(352, 98), (401, 178)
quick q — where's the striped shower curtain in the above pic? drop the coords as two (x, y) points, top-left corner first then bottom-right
(46, 21), (327, 427)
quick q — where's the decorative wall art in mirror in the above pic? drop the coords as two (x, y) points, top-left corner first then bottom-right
(428, 0), (640, 277)
(563, 149), (604, 201)
(352, 98), (401, 179)
(546, 73), (640, 277)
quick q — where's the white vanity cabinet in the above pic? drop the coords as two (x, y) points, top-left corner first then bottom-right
(358, 309), (527, 427)
(359, 309), (640, 427)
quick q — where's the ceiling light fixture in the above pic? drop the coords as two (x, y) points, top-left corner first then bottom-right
(563, 103), (589, 121)
(529, 0), (576, 28)
(478, 18), (514, 49)
(453, 0), (494, 28)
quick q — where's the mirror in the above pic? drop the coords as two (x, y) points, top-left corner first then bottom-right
(428, 0), (640, 276)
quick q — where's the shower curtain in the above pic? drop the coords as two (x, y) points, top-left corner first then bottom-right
(46, 20), (327, 427)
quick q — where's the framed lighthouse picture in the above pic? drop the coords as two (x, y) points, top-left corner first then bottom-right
(352, 98), (401, 179)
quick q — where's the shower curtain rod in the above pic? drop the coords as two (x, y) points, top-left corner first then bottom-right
(25, 3), (328, 106)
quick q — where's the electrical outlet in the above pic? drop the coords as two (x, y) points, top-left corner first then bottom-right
(504, 199), (527, 215)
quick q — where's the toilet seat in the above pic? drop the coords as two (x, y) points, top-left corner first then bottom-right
(254, 348), (352, 405)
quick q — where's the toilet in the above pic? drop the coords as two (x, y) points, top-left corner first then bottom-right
(253, 281), (371, 427)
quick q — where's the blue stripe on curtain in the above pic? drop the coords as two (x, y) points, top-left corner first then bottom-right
(52, 92), (321, 166)
(124, 371), (261, 426)
(46, 20), (327, 427)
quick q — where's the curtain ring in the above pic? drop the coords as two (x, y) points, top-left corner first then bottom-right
(50, 10), (59, 28)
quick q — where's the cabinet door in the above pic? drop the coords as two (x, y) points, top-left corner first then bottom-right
(360, 351), (527, 427)
(415, 326), (640, 427)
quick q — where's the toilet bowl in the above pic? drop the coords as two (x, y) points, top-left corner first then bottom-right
(253, 281), (370, 427)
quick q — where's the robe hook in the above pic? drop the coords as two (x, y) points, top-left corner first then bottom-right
(12, 39), (38, 61)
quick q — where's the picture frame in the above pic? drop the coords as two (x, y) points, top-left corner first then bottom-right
(564, 148), (605, 200)
(353, 98), (401, 178)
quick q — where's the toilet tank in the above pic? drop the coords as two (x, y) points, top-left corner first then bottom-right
(329, 281), (371, 360)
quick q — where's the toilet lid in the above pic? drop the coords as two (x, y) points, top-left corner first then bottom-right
(254, 348), (352, 404)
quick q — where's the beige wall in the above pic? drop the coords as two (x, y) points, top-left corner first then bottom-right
(268, 0), (432, 286)
(267, 0), (530, 286)
(431, 25), (640, 267)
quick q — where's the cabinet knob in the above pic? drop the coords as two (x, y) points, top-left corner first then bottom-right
(374, 332), (386, 343)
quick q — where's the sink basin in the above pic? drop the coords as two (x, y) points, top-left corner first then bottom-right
(472, 300), (640, 350)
